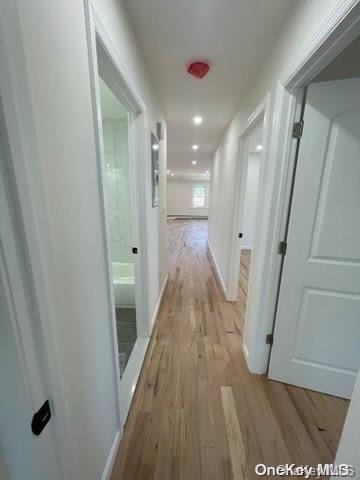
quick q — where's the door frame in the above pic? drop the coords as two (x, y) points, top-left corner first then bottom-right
(245, 0), (360, 375)
(84, 0), (151, 426)
(227, 93), (270, 303)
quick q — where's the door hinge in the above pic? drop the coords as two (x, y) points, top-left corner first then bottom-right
(238, 232), (243, 238)
(278, 241), (287, 255)
(292, 120), (304, 139)
(132, 246), (138, 254)
(266, 333), (274, 345)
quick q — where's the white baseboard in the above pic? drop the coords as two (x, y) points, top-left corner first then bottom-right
(151, 274), (168, 327)
(207, 241), (227, 298)
(243, 343), (263, 374)
(243, 343), (250, 364)
(119, 337), (149, 425)
(167, 215), (208, 219)
(101, 430), (121, 480)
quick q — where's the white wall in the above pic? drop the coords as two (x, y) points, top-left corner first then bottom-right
(208, 0), (339, 362)
(102, 119), (133, 263)
(15, 0), (166, 478)
(242, 154), (260, 249)
(167, 179), (210, 217)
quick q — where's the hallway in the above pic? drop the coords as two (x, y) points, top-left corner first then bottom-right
(111, 219), (348, 479)
(3, 1), (360, 477)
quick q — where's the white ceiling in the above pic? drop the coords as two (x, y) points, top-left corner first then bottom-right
(125, 0), (296, 176)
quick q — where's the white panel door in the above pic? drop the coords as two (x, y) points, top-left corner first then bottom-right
(0, 125), (62, 479)
(268, 78), (360, 399)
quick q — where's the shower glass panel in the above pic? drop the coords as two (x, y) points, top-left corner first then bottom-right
(98, 76), (137, 378)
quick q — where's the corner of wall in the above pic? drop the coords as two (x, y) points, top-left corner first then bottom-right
(207, 240), (228, 299)
(151, 273), (169, 328)
(101, 430), (121, 480)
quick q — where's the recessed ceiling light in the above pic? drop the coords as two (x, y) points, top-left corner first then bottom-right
(170, 173), (175, 176)
(192, 144), (199, 151)
(206, 170), (210, 174)
(152, 144), (159, 151)
(167, 169), (171, 173)
(193, 116), (203, 125)
(256, 144), (263, 152)
(192, 160), (197, 165)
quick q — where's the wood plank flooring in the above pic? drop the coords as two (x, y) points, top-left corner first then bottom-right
(111, 218), (349, 480)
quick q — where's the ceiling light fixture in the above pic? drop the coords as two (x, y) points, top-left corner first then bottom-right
(167, 169), (171, 173)
(256, 144), (263, 152)
(206, 170), (210, 174)
(192, 160), (197, 165)
(193, 116), (203, 125)
(192, 144), (199, 151)
(170, 173), (175, 176)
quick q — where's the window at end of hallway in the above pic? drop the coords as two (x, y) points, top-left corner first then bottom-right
(191, 185), (209, 209)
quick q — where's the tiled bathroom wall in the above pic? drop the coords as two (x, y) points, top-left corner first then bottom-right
(102, 119), (133, 263)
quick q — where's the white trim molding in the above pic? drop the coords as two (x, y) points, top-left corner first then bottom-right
(243, 343), (250, 364)
(101, 431), (121, 480)
(208, 240), (228, 298)
(151, 274), (169, 327)
(84, 0), (151, 430)
(280, 0), (360, 87)
(119, 337), (150, 424)
(167, 215), (209, 219)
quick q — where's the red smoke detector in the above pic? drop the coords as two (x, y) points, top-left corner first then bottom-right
(187, 61), (210, 79)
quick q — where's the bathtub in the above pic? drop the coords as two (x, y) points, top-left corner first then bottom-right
(112, 262), (135, 307)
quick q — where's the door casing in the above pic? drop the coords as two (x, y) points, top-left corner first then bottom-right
(228, 94), (270, 304)
(84, 0), (151, 429)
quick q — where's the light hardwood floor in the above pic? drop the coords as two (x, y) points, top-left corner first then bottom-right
(111, 218), (348, 479)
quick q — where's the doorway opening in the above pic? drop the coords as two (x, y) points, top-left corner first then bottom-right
(227, 93), (269, 313)
(85, 3), (151, 426)
(234, 123), (263, 329)
(241, 127), (262, 251)
(98, 77), (137, 378)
